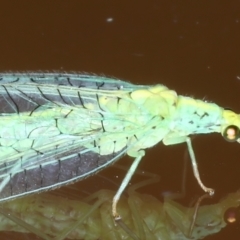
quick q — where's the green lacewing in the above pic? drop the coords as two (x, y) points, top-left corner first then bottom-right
(0, 72), (239, 218)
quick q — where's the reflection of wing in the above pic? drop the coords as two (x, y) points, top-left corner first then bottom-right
(0, 186), (240, 240)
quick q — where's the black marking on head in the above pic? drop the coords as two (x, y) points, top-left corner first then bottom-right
(194, 111), (210, 119)
(200, 112), (209, 119)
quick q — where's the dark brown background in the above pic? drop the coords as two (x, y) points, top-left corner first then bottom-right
(0, 1), (240, 239)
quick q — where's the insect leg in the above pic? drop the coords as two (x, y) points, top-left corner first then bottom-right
(163, 136), (214, 195)
(185, 137), (214, 195)
(112, 150), (145, 220)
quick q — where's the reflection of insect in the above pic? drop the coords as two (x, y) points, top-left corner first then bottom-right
(0, 73), (239, 219)
(0, 184), (239, 239)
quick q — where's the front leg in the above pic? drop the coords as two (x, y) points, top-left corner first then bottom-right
(163, 135), (214, 195)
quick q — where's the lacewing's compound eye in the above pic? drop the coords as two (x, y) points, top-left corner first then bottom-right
(223, 125), (240, 142)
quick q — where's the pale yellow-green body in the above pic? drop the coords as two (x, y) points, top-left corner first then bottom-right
(0, 82), (239, 161)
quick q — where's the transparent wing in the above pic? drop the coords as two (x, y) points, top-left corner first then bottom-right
(0, 130), (128, 202)
(0, 73), (136, 201)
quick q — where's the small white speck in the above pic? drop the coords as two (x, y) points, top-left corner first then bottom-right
(106, 18), (114, 23)
(236, 76), (240, 80)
